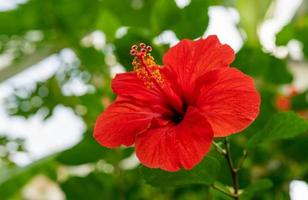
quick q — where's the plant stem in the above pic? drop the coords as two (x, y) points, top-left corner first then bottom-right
(212, 141), (226, 155)
(211, 183), (234, 198)
(236, 150), (248, 171)
(223, 138), (239, 200)
(213, 139), (244, 199)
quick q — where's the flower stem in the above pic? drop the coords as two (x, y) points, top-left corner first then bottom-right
(213, 138), (245, 200)
(223, 138), (239, 200)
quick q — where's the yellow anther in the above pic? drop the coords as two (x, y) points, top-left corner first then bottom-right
(131, 47), (164, 89)
(130, 43), (164, 89)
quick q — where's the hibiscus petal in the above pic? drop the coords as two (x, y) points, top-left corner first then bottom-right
(196, 68), (261, 137)
(94, 99), (154, 148)
(112, 72), (162, 104)
(135, 107), (213, 172)
(163, 35), (235, 85)
(112, 71), (183, 116)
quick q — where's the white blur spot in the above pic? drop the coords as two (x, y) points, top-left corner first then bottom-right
(0, 53), (14, 70)
(0, 52), (86, 166)
(175, 0), (191, 9)
(2, 105), (84, 166)
(59, 48), (77, 64)
(25, 30), (44, 42)
(290, 180), (308, 200)
(205, 6), (243, 52)
(289, 62), (308, 92)
(2, 55), (61, 90)
(119, 152), (140, 170)
(287, 39), (304, 61)
(115, 27), (128, 39)
(153, 30), (179, 47)
(61, 78), (93, 96)
(22, 175), (65, 200)
(0, 0), (27, 11)
(259, 0), (303, 53)
(110, 64), (126, 78)
(80, 30), (106, 50)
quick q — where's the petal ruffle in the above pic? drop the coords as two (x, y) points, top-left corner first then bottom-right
(162, 36), (235, 95)
(94, 98), (155, 148)
(196, 68), (260, 137)
(135, 107), (213, 172)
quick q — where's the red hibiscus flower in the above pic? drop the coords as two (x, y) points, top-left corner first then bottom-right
(94, 36), (260, 172)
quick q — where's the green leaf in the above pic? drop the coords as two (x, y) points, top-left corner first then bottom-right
(57, 132), (106, 165)
(96, 9), (121, 41)
(236, 0), (271, 46)
(113, 28), (159, 70)
(247, 112), (308, 149)
(241, 179), (273, 200)
(61, 172), (115, 200)
(233, 47), (293, 84)
(150, 0), (179, 34)
(101, 0), (154, 28)
(172, 0), (210, 39)
(276, 24), (294, 46)
(151, 0), (210, 39)
(140, 153), (220, 187)
(276, 14), (308, 58)
(0, 0), (100, 37)
(57, 131), (134, 165)
(291, 90), (308, 111)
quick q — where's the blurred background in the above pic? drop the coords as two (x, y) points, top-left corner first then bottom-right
(0, 0), (308, 199)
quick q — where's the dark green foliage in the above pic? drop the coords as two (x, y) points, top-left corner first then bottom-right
(141, 152), (220, 187)
(247, 112), (308, 149)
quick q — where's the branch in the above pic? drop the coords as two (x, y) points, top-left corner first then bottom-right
(213, 139), (243, 200)
(0, 45), (61, 83)
(223, 138), (239, 200)
(211, 183), (235, 198)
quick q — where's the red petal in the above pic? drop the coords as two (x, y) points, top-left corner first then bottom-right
(112, 72), (162, 104)
(196, 68), (260, 137)
(94, 98), (154, 148)
(112, 71), (183, 116)
(163, 36), (235, 95)
(135, 107), (213, 172)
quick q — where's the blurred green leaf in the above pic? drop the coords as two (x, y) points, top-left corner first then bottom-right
(236, 0), (271, 46)
(101, 0), (154, 28)
(280, 133), (308, 163)
(291, 90), (308, 111)
(57, 131), (134, 165)
(96, 9), (121, 41)
(151, 0), (210, 39)
(173, 0), (210, 39)
(57, 132), (106, 165)
(140, 153), (220, 187)
(247, 112), (308, 149)
(0, 0), (101, 37)
(241, 179), (273, 200)
(113, 28), (157, 70)
(276, 24), (294, 46)
(234, 47), (293, 84)
(150, 0), (179, 34)
(276, 15), (308, 58)
(61, 172), (115, 200)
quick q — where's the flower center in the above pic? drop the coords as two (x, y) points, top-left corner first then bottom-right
(170, 100), (188, 124)
(130, 43), (164, 89)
